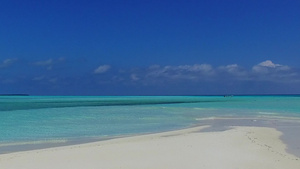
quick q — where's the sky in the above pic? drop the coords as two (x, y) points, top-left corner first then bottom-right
(1, 0), (300, 95)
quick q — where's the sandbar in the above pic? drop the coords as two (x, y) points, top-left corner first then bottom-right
(0, 125), (300, 169)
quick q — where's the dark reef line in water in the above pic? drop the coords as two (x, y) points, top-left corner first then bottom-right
(0, 98), (228, 111)
(0, 94), (29, 96)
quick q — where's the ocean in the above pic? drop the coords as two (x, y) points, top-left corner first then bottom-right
(1, 95), (300, 153)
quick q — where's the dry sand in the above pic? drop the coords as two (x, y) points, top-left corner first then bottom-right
(0, 126), (299, 169)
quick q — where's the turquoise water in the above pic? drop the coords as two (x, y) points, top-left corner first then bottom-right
(1, 95), (300, 147)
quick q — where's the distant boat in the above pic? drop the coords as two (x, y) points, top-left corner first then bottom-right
(224, 95), (233, 97)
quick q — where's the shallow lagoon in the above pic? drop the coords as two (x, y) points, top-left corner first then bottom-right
(1, 95), (300, 154)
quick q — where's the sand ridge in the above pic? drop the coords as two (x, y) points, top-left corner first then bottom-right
(0, 126), (299, 169)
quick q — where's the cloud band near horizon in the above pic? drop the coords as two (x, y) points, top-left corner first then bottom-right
(1, 59), (299, 95)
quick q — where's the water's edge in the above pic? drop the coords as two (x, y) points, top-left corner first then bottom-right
(1, 117), (300, 158)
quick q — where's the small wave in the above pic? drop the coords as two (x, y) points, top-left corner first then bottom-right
(258, 112), (279, 115)
(0, 139), (68, 147)
(193, 108), (206, 110)
(195, 117), (216, 120)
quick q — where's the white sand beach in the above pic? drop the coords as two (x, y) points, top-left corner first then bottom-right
(0, 126), (299, 169)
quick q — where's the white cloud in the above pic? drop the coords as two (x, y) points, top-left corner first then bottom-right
(218, 64), (247, 77)
(94, 65), (111, 74)
(32, 75), (59, 84)
(219, 64), (238, 72)
(89, 61), (298, 86)
(176, 64), (213, 72)
(252, 60), (290, 73)
(141, 64), (217, 84)
(34, 59), (53, 66)
(147, 64), (214, 78)
(248, 60), (299, 83)
(131, 61), (299, 84)
(33, 58), (65, 70)
(258, 60), (280, 68)
(32, 76), (45, 81)
(34, 59), (54, 70)
(130, 74), (139, 81)
(0, 58), (18, 68)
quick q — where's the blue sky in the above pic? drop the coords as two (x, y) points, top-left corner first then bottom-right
(1, 0), (300, 95)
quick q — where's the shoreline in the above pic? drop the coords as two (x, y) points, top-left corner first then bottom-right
(1, 125), (300, 169)
(1, 116), (300, 156)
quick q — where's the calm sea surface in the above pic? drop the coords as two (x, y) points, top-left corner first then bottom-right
(1, 95), (300, 151)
